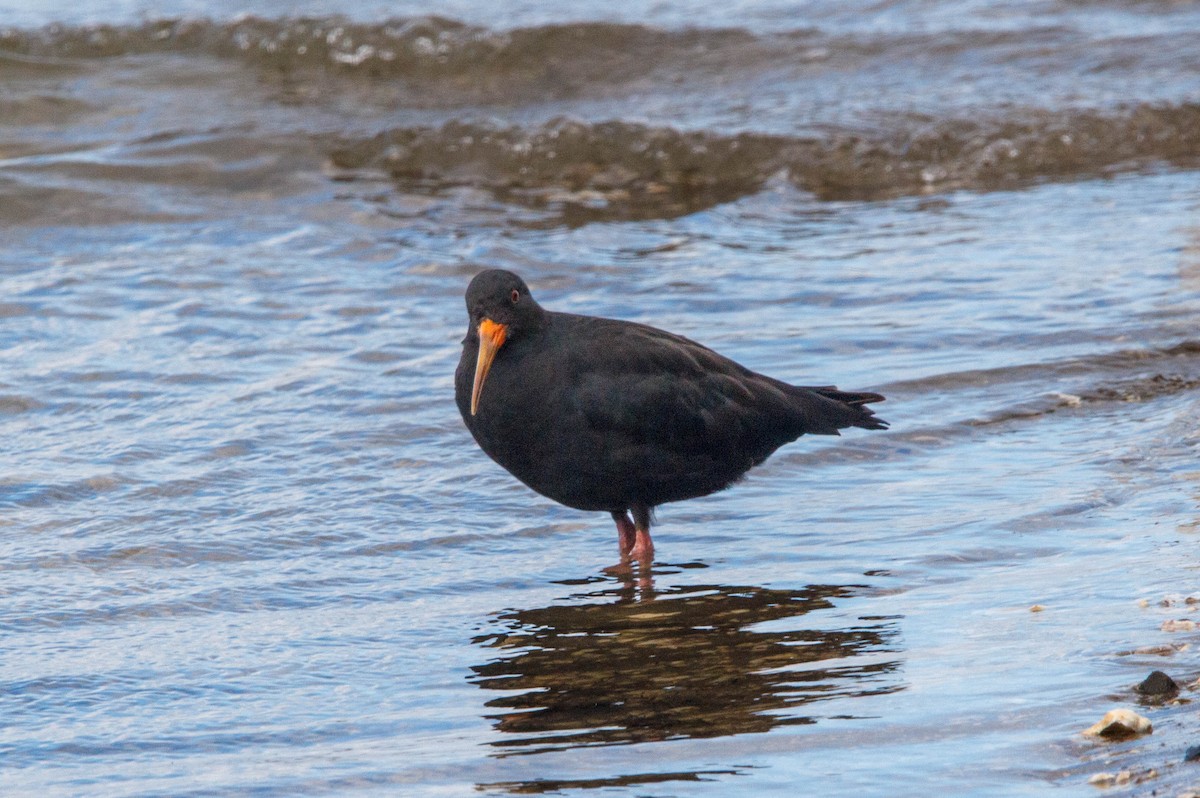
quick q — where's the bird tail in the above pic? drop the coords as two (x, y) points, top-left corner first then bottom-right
(805, 386), (890, 431)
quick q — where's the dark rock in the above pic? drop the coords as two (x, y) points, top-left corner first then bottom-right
(1136, 670), (1179, 698)
(1185, 745), (1200, 763)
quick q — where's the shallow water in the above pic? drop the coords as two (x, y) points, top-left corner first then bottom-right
(3, 1), (1200, 796)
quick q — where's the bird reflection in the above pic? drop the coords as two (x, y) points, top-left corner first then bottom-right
(470, 573), (903, 755)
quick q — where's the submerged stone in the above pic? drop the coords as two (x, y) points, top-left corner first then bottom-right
(1136, 670), (1179, 699)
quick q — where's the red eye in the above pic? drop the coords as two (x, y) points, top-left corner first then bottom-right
(510, 289), (520, 303)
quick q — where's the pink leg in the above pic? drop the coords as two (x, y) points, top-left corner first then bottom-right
(629, 505), (654, 564)
(611, 510), (636, 556)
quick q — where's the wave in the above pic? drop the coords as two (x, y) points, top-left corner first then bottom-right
(5, 15), (1198, 110)
(329, 104), (1200, 220)
(0, 17), (771, 94)
(897, 339), (1200, 429)
(775, 339), (1200, 469)
(4, 16), (1199, 218)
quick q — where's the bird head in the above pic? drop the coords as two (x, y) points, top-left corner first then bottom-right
(463, 269), (544, 415)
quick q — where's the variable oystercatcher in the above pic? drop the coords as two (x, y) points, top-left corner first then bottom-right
(455, 269), (888, 565)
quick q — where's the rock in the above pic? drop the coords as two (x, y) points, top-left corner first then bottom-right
(1030, 604), (1045, 613)
(1084, 708), (1153, 739)
(1136, 670), (1179, 699)
(1088, 770), (1131, 787)
(1185, 744), (1200, 763)
(1161, 619), (1197, 632)
(1088, 768), (1159, 788)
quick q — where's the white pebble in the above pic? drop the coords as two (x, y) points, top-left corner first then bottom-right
(1084, 708), (1152, 739)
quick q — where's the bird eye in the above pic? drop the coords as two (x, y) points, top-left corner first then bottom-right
(510, 289), (520, 303)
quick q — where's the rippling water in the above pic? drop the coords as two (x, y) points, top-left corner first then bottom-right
(3, 1), (1200, 795)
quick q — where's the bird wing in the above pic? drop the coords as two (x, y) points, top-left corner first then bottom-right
(565, 317), (804, 461)
(531, 313), (885, 508)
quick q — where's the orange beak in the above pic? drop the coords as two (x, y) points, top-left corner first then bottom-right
(470, 318), (508, 416)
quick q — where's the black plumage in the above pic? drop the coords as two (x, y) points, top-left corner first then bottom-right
(454, 269), (887, 563)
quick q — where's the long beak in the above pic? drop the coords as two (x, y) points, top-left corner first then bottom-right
(470, 318), (508, 416)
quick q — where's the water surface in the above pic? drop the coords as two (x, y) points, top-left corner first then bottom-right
(3, 1), (1200, 795)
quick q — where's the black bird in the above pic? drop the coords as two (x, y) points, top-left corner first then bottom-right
(455, 269), (888, 564)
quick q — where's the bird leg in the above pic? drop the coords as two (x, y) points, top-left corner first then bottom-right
(611, 510), (637, 556)
(629, 504), (654, 563)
